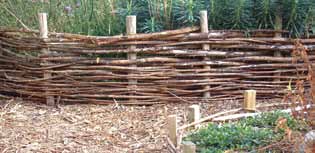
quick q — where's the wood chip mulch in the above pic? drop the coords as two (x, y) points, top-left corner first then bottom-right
(0, 98), (250, 153)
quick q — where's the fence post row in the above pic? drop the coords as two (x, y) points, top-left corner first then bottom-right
(126, 16), (137, 102)
(200, 11), (211, 99)
(38, 13), (55, 106)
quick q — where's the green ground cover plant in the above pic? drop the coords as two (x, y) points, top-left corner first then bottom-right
(239, 111), (310, 131)
(184, 111), (310, 153)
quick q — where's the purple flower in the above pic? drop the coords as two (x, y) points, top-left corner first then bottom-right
(76, 1), (81, 8)
(64, 6), (72, 14)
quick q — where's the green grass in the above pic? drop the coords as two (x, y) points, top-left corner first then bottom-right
(184, 111), (310, 153)
(0, 0), (315, 36)
(0, 0), (125, 35)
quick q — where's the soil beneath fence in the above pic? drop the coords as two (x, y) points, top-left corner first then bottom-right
(0, 98), (284, 153)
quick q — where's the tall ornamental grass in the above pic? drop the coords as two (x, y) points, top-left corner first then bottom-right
(0, 0), (314, 37)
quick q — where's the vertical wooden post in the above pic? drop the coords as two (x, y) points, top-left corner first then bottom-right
(39, 13), (48, 39)
(126, 16), (137, 102)
(243, 90), (256, 111)
(274, 1), (283, 39)
(0, 45), (2, 56)
(274, 1), (283, 82)
(167, 115), (177, 147)
(188, 105), (201, 129)
(0, 40), (2, 55)
(182, 141), (196, 153)
(39, 13), (54, 106)
(200, 11), (211, 99)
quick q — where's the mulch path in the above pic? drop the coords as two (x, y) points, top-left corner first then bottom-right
(1, 98), (282, 153)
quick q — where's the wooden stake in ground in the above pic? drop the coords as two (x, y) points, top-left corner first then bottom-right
(200, 10), (211, 99)
(187, 105), (201, 129)
(243, 90), (256, 111)
(126, 15), (137, 103)
(167, 115), (178, 147)
(182, 141), (196, 153)
(39, 13), (54, 106)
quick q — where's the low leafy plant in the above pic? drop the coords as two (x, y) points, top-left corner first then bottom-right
(239, 111), (310, 131)
(184, 111), (310, 153)
(185, 123), (281, 153)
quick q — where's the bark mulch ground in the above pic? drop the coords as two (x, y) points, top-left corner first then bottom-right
(0, 98), (269, 153)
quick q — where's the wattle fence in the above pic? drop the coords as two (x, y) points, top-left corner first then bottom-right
(0, 13), (315, 105)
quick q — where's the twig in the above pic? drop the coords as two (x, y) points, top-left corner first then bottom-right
(178, 108), (242, 130)
(112, 98), (121, 110)
(0, 94), (10, 99)
(213, 104), (313, 122)
(1, 147), (9, 153)
(255, 141), (290, 152)
(166, 137), (178, 153)
(0, 99), (14, 119)
(166, 91), (193, 103)
(1, 5), (31, 31)
(256, 102), (291, 108)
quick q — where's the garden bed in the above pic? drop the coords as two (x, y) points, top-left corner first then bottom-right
(184, 111), (312, 153)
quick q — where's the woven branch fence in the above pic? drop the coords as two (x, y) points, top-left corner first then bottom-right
(0, 13), (315, 105)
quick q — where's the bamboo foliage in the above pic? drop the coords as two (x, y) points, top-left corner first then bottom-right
(254, 0), (275, 29)
(1, 0), (315, 36)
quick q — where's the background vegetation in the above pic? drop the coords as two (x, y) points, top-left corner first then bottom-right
(0, 0), (315, 37)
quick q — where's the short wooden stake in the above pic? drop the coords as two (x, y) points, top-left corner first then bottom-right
(188, 105), (201, 129)
(243, 90), (256, 111)
(126, 16), (137, 102)
(200, 10), (211, 99)
(182, 141), (196, 153)
(39, 13), (54, 106)
(167, 115), (177, 147)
